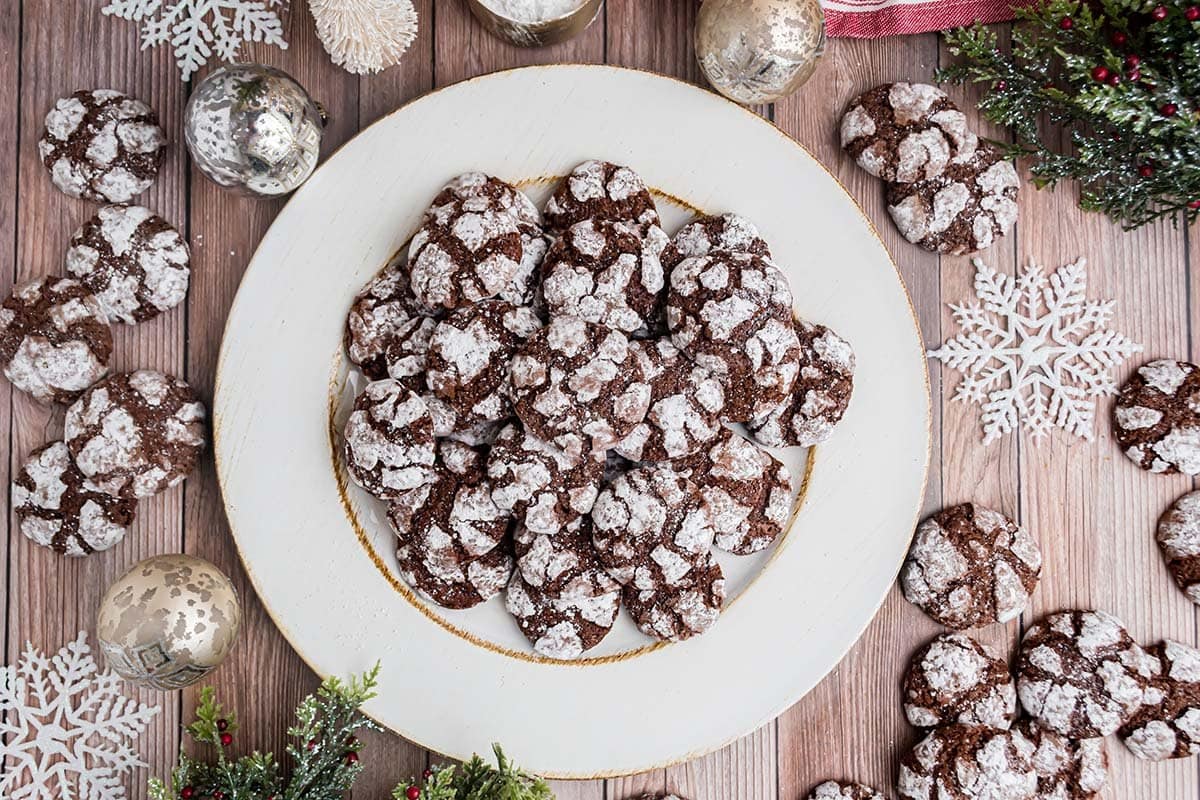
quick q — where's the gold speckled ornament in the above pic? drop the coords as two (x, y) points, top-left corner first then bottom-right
(96, 554), (242, 690)
(695, 0), (826, 105)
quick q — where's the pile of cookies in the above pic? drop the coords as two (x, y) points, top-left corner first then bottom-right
(840, 82), (1020, 256)
(340, 160), (857, 659)
(4, 89), (206, 557)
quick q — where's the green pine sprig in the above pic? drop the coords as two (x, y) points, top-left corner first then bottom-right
(392, 745), (554, 800)
(149, 665), (381, 800)
(939, 0), (1200, 228)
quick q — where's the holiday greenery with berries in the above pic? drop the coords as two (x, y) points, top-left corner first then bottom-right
(148, 666), (381, 800)
(391, 745), (553, 800)
(939, 0), (1200, 229)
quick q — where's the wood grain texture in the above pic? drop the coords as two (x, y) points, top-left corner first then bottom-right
(4, 2), (1200, 799)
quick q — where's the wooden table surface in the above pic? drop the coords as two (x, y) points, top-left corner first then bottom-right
(4, 1), (1199, 798)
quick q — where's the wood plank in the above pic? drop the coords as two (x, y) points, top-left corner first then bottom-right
(180, 0), (359, 776)
(773, 32), (945, 800)
(8, 2), (188, 797)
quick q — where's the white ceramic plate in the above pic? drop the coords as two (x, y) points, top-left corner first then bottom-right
(214, 64), (931, 779)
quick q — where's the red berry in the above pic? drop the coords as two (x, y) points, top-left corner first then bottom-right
(216, 719), (228, 732)
(1059, 15), (1074, 29)
(212, 793), (224, 800)
(1108, 73), (1122, 85)
(1189, 6), (1200, 20)
(406, 787), (422, 800)
(345, 751), (360, 764)
(1125, 54), (1141, 68)
(423, 768), (434, 779)
(1128, 68), (1142, 81)
(306, 738), (319, 751)
(180, 789), (195, 800)
(1152, 4), (1169, 19)
(1162, 102), (1179, 116)
(1091, 65), (1111, 82)
(1139, 164), (1155, 177)
(219, 732), (233, 746)
(1188, 199), (1200, 209)
(995, 79), (1008, 90)
(1111, 30), (1128, 46)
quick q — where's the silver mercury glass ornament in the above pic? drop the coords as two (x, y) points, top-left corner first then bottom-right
(696, 0), (827, 105)
(184, 64), (327, 196)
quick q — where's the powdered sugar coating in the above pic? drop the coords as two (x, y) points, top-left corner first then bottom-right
(673, 428), (794, 555)
(661, 213), (772, 271)
(407, 173), (528, 310)
(1114, 359), (1200, 475)
(12, 440), (136, 556)
(897, 724), (1036, 800)
(0, 277), (113, 404)
(66, 205), (190, 324)
(841, 83), (979, 183)
(1157, 490), (1200, 604)
(343, 379), (437, 501)
(667, 251), (800, 421)
(64, 370), (205, 498)
(623, 549), (725, 642)
(590, 464), (716, 587)
(903, 633), (1017, 730)
(806, 782), (885, 800)
(509, 315), (651, 454)
(344, 255), (438, 385)
(1120, 639), (1200, 761)
(1017, 610), (1162, 738)
(425, 299), (541, 427)
(900, 503), (1042, 629)
(613, 339), (726, 462)
(38, 89), (165, 203)
(749, 320), (855, 447)
(544, 160), (660, 234)
(487, 421), (604, 535)
(541, 217), (669, 334)
(1015, 719), (1107, 800)
(506, 570), (621, 659)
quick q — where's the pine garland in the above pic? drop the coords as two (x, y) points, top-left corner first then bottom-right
(148, 666), (382, 800)
(392, 745), (554, 800)
(939, 0), (1200, 229)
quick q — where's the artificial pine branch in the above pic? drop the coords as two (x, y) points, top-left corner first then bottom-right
(392, 744), (554, 800)
(939, 0), (1200, 228)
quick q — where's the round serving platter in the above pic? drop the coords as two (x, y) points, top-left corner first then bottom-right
(214, 64), (931, 778)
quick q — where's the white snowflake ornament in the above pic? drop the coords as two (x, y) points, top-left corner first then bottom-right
(310, 0), (418, 75)
(0, 632), (160, 800)
(929, 258), (1142, 444)
(101, 0), (289, 81)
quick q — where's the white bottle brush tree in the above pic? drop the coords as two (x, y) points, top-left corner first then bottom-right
(309, 0), (419, 75)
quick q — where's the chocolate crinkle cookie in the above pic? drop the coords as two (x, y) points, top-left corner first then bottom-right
(506, 567), (620, 660)
(903, 633), (1017, 730)
(590, 463), (716, 587)
(748, 320), (855, 448)
(12, 441), (136, 556)
(544, 159), (660, 234)
(407, 173), (530, 310)
(0, 277), (113, 404)
(1119, 639), (1200, 761)
(487, 421), (604, 536)
(541, 217), (669, 334)
(1113, 359), (1200, 475)
(1157, 490), (1200, 604)
(673, 428), (793, 556)
(1016, 610), (1162, 739)
(613, 338), (726, 463)
(66, 204), (190, 325)
(886, 147), (1019, 256)
(65, 370), (205, 499)
(806, 781), (886, 800)
(509, 315), (651, 455)
(840, 82), (979, 183)
(901, 503), (1041, 629)
(344, 257), (438, 386)
(623, 549), (725, 642)
(514, 516), (603, 595)
(343, 379), (437, 501)
(661, 212), (772, 271)
(39, 89), (166, 203)
(667, 250), (800, 421)
(897, 724), (1036, 800)
(397, 529), (512, 611)
(1015, 719), (1108, 800)
(425, 299), (541, 427)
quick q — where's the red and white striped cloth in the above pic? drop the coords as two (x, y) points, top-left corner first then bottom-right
(824, 0), (1024, 38)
